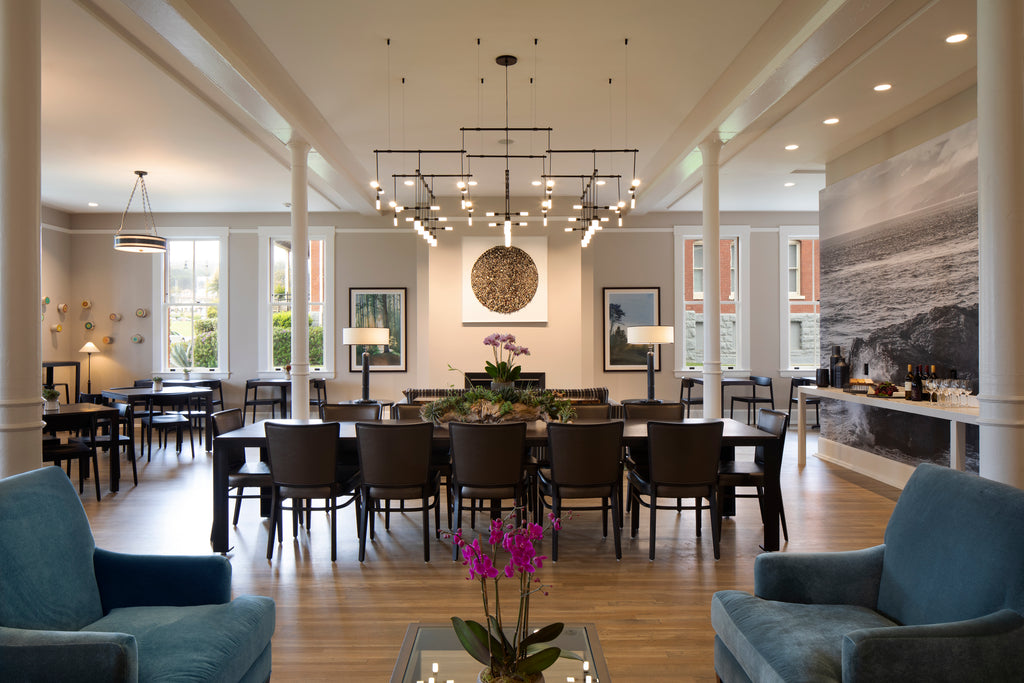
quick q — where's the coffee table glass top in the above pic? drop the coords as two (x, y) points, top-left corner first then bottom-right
(392, 623), (608, 682)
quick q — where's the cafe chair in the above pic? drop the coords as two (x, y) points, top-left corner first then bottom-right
(571, 403), (613, 420)
(717, 408), (790, 542)
(788, 376), (820, 428)
(140, 395), (195, 461)
(42, 433), (101, 502)
(730, 375), (775, 424)
(243, 378), (286, 424)
(75, 394), (138, 486)
(310, 378), (328, 415)
(265, 421), (359, 562)
(538, 421), (625, 560)
(0, 466), (275, 682)
(622, 403), (687, 516)
(712, 463), (1024, 682)
(449, 422), (529, 561)
(679, 378), (703, 417)
(628, 420), (725, 560)
(321, 402), (383, 421)
(355, 422), (440, 562)
(213, 408), (272, 527)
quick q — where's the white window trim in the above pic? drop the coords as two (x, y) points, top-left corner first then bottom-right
(256, 226), (335, 377)
(151, 227), (230, 379)
(779, 226), (820, 372)
(673, 225), (751, 375)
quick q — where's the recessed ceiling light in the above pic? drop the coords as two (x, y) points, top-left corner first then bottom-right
(784, 182), (796, 187)
(87, 202), (98, 207)
(946, 33), (968, 44)
(823, 117), (839, 125)
(784, 144), (799, 151)
(873, 83), (892, 92)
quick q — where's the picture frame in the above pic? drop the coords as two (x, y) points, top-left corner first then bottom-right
(603, 287), (661, 371)
(349, 287), (407, 372)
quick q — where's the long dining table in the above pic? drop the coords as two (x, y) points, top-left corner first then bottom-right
(210, 417), (781, 554)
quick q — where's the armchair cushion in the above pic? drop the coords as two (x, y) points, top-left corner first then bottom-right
(0, 625), (137, 682)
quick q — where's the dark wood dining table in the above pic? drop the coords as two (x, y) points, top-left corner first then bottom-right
(101, 386), (214, 449)
(42, 402), (119, 492)
(210, 417), (782, 554)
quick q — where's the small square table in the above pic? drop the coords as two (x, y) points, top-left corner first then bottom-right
(391, 622), (609, 682)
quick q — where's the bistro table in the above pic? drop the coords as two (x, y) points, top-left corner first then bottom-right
(211, 417), (779, 553)
(391, 622), (609, 682)
(42, 402), (119, 492)
(102, 386), (214, 450)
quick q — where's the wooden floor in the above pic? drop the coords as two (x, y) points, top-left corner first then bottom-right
(77, 429), (900, 682)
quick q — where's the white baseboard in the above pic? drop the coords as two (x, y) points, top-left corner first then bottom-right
(814, 438), (915, 490)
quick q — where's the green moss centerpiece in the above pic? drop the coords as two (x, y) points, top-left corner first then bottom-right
(421, 385), (575, 425)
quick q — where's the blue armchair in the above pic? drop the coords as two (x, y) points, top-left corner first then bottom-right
(0, 466), (275, 682)
(712, 463), (1024, 682)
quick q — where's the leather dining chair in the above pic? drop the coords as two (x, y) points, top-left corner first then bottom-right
(320, 402), (383, 421)
(571, 403), (613, 420)
(679, 378), (703, 417)
(448, 422), (529, 561)
(788, 376), (820, 428)
(212, 408), (272, 527)
(717, 408), (791, 542)
(355, 421), (440, 562)
(628, 420), (725, 560)
(730, 375), (775, 424)
(538, 421), (625, 560)
(622, 403), (687, 516)
(265, 421), (359, 562)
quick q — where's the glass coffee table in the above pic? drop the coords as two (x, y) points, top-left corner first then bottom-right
(391, 622), (609, 682)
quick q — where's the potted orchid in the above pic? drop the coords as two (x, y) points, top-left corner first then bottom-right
(483, 333), (530, 389)
(451, 512), (579, 682)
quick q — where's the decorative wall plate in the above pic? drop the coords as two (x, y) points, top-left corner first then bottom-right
(135, 308), (148, 318)
(81, 300), (91, 309)
(109, 313), (122, 321)
(102, 336), (114, 344)
(41, 296), (50, 305)
(84, 321), (94, 330)
(130, 334), (144, 344)
(57, 303), (69, 314)
(50, 324), (62, 333)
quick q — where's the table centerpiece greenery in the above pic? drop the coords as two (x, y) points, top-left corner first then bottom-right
(421, 385), (575, 424)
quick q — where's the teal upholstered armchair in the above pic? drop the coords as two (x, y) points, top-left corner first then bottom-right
(712, 463), (1024, 682)
(0, 466), (275, 682)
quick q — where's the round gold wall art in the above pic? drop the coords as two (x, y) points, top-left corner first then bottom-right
(470, 246), (539, 314)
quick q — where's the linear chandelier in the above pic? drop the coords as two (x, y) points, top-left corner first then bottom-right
(371, 52), (639, 248)
(113, 170), (166, 253)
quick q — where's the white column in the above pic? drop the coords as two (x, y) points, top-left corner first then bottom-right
(0, 0), (41, 477)
(977, 0), (1024, 487)
(288, 138), (311, 416)
(699, 137), (723, 418)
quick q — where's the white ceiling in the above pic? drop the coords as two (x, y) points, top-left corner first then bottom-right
(40, 0), (977, 221)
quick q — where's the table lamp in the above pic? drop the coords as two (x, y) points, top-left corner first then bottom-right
(342, 327), (390, 403)
(626, 326), (674, 403)
(79, 341), (101, 394)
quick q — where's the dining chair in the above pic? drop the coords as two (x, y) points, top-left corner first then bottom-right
(448, 422), (529, 561)
(320, 402), (383, 421)
(141, 394), (195, 461)
(393, 403), (425, 420)
(571, 403), (613, 420)
(244, 379), (286, 423)
(538, 421), (624, 560)
(43, 432), (101, 501)
(788, 377), (820, 428)
(393, 403), (451, 527)
(621, 403), (686, 499)
(265, 421), (359, 562)
(111, 402), (138, 486)
(679, 378), (703, 417)
(355, 421), (440, 562)
(717, 408), (790, 542)
(628, 420), (725, 560)
(212, 408), (273, 527)
(730, 375), (775, 424)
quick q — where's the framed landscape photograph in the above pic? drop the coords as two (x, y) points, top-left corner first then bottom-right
(349, 287), (406, 372)
(603, 287), (661, 371)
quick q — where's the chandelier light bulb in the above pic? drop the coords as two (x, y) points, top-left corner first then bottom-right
(631, 178), (641, 187)
(468, 216), (473, 226)
(404, 179), (414, 186)
(370, 180), (380, 189)
(375, 198), (381, 210)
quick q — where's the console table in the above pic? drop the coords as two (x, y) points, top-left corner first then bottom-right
(796, 385), (980, 470)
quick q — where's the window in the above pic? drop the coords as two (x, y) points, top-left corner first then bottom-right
(780, 231), (820, 369)
(675, 228), (749, 371)
(154, 230), (229, 374)
(257, 227), (334, 374)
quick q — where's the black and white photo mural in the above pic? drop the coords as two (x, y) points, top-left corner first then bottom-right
(819, 119), (979, 472)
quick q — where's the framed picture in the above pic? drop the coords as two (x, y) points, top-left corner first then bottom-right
(603, 287), (661, 371)
(349, 288), (407, 372)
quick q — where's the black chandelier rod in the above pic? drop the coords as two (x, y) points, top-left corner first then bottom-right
(466, 153), (548, 159)
(547, 148), (639, 154)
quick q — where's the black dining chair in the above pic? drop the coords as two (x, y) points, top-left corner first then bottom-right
(730, 375), (775, 424)
(213, 408), (273, 527)
(680, 378), (703, 417)
(570, 403), (613, 420)
(43, 432), (101, 501)
(448, 422), (529, 561)
(265, 421), (359, 562)
(717, 408), (791, 542)
(538, 421), (624, 560)
(355, 421), (440, 562)
(320, 402), (383, 421)
(244, 379), (286, 424)
(628, 420), (725, 560)
(141, 394), (195, 461)
(788, 377), (820, 428)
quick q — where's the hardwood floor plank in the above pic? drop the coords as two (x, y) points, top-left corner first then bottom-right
(76, 430), (898, 681)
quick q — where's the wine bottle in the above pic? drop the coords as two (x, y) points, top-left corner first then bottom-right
(904, 364), (914, 397)
(929, 364), (937, 379)
(911, 365), (924, 402)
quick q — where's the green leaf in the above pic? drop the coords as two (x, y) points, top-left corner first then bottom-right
(451, 617), (494, 667)
(517, 647), (561, 674)
(487, 615), (515, 661)
(520, 622), (563, 648)
(508, 365), (522, 381)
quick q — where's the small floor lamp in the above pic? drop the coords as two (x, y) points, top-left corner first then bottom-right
(342, 327), (390, 403)
(626, 326), (674, 403)
(79, 341), (101, 394)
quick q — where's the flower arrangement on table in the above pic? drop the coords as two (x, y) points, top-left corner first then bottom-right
(451, 512), (580, 682)
(484, 333), (530, 385)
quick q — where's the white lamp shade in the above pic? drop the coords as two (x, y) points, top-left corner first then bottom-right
(626, 325), (674, 345)
(342, 327), (390, 346)
(79, 341), (101, 354)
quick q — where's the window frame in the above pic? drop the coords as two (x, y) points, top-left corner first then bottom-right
(151, 227), (229, 378)
(673, 226), (750, 374)
(779, 227), (820, 372)
(256, 226), (335, 377)
(787, 240), (803, 299)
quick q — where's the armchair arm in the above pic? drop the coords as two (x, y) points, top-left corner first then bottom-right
(94, 548), (231, 613)
(0, 625), (138, 682)
(843, 609), (1024, 682)
(754, 545), (884, 608)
